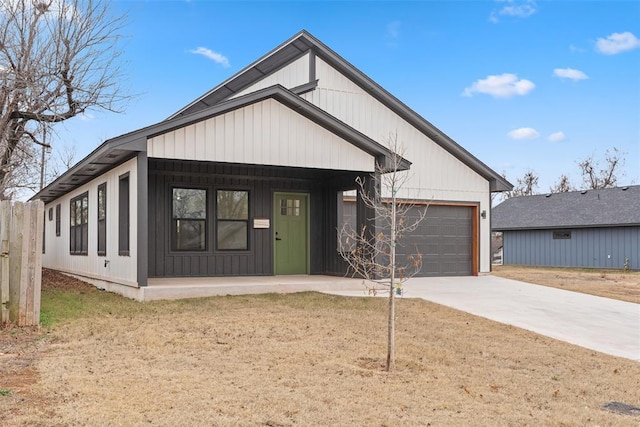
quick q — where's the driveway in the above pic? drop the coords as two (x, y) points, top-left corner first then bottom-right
(327, 275), (640, 361)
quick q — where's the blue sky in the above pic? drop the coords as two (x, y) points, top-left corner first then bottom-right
(56, 0), (640, 193)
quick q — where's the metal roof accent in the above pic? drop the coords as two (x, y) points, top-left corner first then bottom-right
(169, 30), (511, 192)
(492, 185), (640, 230)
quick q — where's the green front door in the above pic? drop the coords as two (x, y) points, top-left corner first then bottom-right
(274, 193), (309, 275)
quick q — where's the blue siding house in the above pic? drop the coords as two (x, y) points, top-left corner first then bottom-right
(492, 186), (639, 270)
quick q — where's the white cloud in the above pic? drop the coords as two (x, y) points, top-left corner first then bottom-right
(508, 127), (539, 140)
(189, 47), (230, 67)
(463, 73), (535, 98)
(387, 20), (401, 39)
(553, 68), (588, 81)
(490, 0), (536, 23)
(548, 131), (565, 142)
(595, 32), (640, 55)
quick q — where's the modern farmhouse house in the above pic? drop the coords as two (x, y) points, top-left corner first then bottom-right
(492, 185), (639, 270)
(33, 30), (510, 299)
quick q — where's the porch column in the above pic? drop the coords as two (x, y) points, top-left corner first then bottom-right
(356, 172), (378, 277)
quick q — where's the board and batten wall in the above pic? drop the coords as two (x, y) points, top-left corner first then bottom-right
(503, 227), (640, 270)
(147, 97), (375, 173)
(42, 158), (138, 287)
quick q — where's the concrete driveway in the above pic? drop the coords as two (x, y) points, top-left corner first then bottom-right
(327, 275), (640, 361)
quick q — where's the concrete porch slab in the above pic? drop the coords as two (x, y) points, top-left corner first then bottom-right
(143, 275), (365, 301)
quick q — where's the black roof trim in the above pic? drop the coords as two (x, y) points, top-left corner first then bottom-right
(169, 30), (511, 192)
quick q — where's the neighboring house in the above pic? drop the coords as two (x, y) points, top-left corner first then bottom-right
(492, 186), (639, 270)
(33, 30), (510, 298)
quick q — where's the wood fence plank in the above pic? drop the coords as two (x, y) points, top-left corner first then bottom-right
(0, 200), (10, 323)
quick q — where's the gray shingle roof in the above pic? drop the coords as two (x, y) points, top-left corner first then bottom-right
(492, 185), (640, 230)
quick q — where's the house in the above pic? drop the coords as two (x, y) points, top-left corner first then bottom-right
(33, 30), (510, 299)
(492, 186), (639, 270)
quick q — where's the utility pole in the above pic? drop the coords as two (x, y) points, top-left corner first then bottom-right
(39, 127), (47, 191)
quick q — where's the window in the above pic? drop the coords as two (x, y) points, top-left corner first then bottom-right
(216, 190), (248, 250)
(97, 182), (107, 256)
(55, 204), (61, 236)
(553, 230), (571, 240)
(172, 188), (207, 251)
(48, 207), (53, 221)
(70, 192), (89, 255)
(119, 174), (130, 256)
(280, 198), (301, 216)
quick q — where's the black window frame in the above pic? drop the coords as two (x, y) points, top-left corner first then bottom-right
(118, 173), (130, 256)
(171, 187), (208, 252)
(69, 192), (89, 255)
(216, 189), (249, 251)
(55, 204), (61, 236)
(97, 182), (107, 256)
(48, 207), (53, 221)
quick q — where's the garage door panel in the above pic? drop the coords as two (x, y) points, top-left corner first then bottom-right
(341, 201), (475, 277)
(396, 205), (474, 277)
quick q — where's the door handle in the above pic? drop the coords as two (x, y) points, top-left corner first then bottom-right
(275, 232), (282, 241)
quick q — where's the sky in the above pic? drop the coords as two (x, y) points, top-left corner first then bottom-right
(52, 0), (640, 194)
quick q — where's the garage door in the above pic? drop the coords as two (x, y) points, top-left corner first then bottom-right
(396, 205), (473, 276)
(341, 201), (475, 277)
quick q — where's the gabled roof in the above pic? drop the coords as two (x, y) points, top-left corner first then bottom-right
(492, 185), (640, 231)
(170, 30), (511, 192)
(31, 84), (408, 204)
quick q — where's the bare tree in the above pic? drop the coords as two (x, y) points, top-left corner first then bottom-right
(339, 134), (427, 372)
(502, 170), (539, 199)
(550, 174), (574, 193)
(0, 0), (128, 199)
(577, 147), (625, 189)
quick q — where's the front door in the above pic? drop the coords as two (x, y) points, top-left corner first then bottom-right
(274, 193), (309, 275)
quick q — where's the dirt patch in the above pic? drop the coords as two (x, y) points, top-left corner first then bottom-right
(493, 265), (640, 303)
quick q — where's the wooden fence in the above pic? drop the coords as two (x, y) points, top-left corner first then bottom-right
(0, 200), (44, 326)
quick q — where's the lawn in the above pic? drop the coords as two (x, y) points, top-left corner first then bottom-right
(1, 269), (639, 426)
(493, 265), (639, 304)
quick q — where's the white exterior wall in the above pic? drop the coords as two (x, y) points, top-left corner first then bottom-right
(148, 98), (375, 172)
(230, 53), (310, 99)
(43, 158), (138, 287)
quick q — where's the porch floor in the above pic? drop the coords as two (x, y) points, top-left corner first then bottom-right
(143, 275), (365, 301)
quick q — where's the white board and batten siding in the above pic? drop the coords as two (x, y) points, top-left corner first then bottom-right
(42, 158), (138, 287)
(148, 98), (375, 172)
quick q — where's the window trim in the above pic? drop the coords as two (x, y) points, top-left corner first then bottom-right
(97, 182), (107, 256)
(69, 192), (89, 255)
(55, 204), (61, 237)
(118, 173), (130, 256)
(171, 186), (208, 252)
(215, 189), (250, 251)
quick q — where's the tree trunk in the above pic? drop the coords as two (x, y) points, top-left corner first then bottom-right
(386, 196), (397, 371)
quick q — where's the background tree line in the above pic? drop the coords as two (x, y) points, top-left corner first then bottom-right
(499, 147), (629, 202)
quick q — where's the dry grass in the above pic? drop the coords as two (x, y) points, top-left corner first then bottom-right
(493, 265), (640, 304)
(1, 270), (639, 426)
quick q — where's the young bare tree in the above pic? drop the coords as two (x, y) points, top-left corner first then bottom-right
(0, 0), (128, 199)
(339, 135), (427, 372)
(577, 147), (626, 189)
(550, 174), (574, 193)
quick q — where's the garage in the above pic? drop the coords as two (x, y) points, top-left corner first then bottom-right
(396, 205), (475, 277)
(341, 201), (477, 277)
